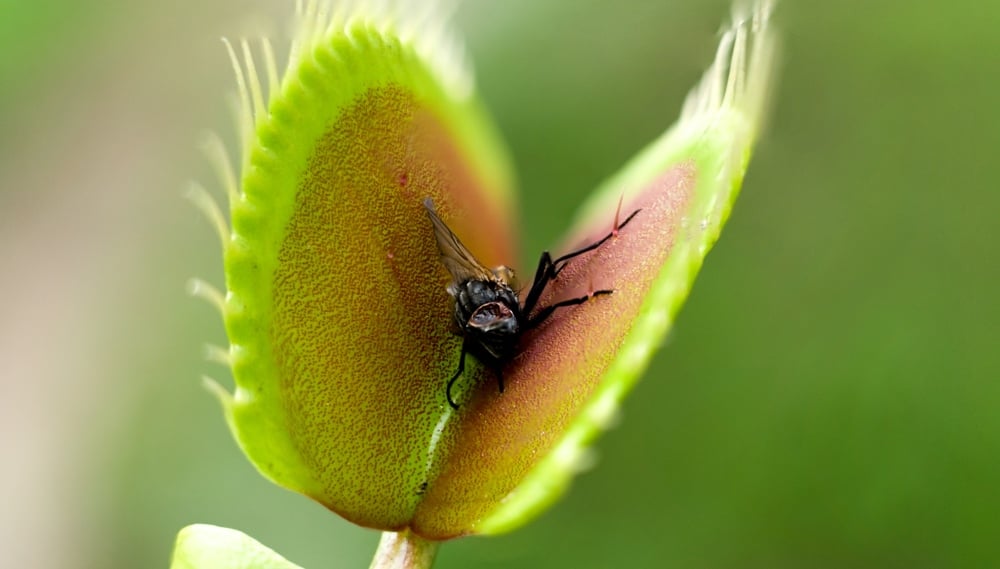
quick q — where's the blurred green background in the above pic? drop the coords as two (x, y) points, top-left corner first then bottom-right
(2, 0), (997, 567)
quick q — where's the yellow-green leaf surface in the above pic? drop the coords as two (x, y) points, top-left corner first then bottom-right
(171, 524), (303, 569)
(206, 2), (518, 535)
(196, 0), (778, 541)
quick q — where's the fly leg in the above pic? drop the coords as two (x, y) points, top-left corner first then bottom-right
(521, 206), (640, 319)
(549, 207), (641, 272)
(526, 289), (613, 328)
(521, 251), (557, 318)
(446, 339), (469, 410)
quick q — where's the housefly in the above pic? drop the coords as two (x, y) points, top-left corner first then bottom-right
(424, 197), (639, 409)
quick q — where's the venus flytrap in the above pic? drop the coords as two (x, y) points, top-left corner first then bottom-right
(174, 1), (778, 567)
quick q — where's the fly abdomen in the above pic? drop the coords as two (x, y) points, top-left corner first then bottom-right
(467, 301), (519, 361)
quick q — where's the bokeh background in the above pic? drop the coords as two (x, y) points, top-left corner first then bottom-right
(2, 0), (997, 567)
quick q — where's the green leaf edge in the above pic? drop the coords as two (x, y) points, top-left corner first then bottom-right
(170, 524), (303, 569)
(476, 0), (778, 534)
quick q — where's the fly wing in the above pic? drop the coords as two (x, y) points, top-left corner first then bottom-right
(423, 198), (494, 284)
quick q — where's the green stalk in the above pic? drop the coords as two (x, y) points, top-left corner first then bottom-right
(369, 531), (439, 569)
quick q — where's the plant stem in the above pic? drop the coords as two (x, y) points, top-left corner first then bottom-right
(368, 530), (439, 569)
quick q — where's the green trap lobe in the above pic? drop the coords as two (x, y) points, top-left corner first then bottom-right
(269, 85), (514, 530)
(411, 163), (698, 537)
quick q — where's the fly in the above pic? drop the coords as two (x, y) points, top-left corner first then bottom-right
(424, 197), (640, 409)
